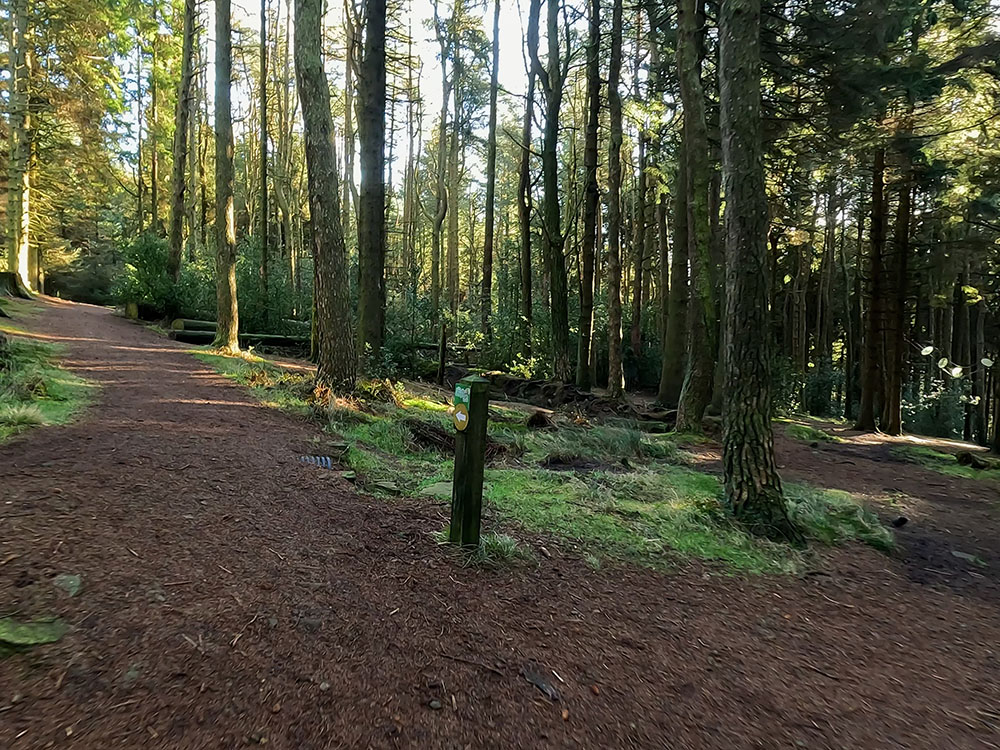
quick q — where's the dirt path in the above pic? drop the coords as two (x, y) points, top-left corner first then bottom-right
(2, 299), (1000, 749)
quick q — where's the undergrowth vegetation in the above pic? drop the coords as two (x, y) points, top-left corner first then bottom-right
(785, 422), (842, 444)
(195, 348), (896, 574)
(0, 308), (93, 442)
(892, 444), (1000, 483)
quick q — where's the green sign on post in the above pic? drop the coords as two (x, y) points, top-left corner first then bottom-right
(449, 376), (489, 548)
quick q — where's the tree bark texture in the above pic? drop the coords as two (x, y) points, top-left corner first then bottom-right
(606, 0), (625, 397)
(576, 0), (600, 390)
(481, 0), (500, 341)
(675, 0), (717, 430)
(719, 0), (797, 540)
(167, 0), (196, 281)
(357, 0), (387, 362)
(294, 0), (357, 387)
(214, 0), (240, 353)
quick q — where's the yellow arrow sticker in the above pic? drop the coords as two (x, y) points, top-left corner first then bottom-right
(452, 403), (469, 431)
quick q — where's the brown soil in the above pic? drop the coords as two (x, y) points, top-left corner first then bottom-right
(2, 298), (1000, 749)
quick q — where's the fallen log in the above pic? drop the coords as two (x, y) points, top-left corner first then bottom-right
(169, 329), (310, 349)
(171, 318), (218, 332)
(956, 451), (1000, 471)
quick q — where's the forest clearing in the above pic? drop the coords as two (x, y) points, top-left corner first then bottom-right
(4, 0), (1000, 745)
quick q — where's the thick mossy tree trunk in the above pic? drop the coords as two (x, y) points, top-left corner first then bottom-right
(294, 0), (357, 389)
(675, 0), (716, 431)
(719, 0), (797, 541)
(576, 0), (600, 390)
(214, 0), (240, 354)
(357, 0), (387, 363)
(167, 0), (196, 282)
(481, 0), (500, 342)
(605, 0), (625, 397)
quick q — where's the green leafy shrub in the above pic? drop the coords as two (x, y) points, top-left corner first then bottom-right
(902, 381), (964, 438)
(804, 357), (840, 417)
(112, 233), (176, 316)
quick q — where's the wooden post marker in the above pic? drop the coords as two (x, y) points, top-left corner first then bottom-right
(449, 375), (490, 547)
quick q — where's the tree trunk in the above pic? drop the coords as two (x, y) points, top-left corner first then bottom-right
(431, 0), (451, 322)
(294, 0), (357, 388)
(214, 0), (240, 353)
(658, 146), (689, 405)
(167, 0), (196, 281)
(357, 0), (387, 363)
(529, 0), (571, 382)
(259, 0), (270, 321)
(576, 0), (600, 390)
(630, 132), (648, 360)
(447, 70), (461, 318)
(675, 0), (716, 431)
(855, 147), (887, 431)
(7, 0), (32, 290)
(151, 3), (161, 236)
(517, 70), (536, 359)
(719, 0), (796, 541)
(882, 137), (911, 435)
(480, 0), (500, 342)
(606, 0), (625, 397)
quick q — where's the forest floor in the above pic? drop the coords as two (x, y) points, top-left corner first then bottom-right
(2, 297), (1000, 749)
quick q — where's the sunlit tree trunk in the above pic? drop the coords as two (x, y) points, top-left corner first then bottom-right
(576, 0), (600, 390)
(167, 0), (196, 281)
(719, 0), (796, 540)
(294, 0), (357, 388)
(517, 70), (536, 359)
(431, 0), (451, 322)
(357, 0), (387, 362)
(606, 0), (625, 397)
(480, 0), (500, 341)
(7, 0), (32, 289)
(214, 0), (240, 353)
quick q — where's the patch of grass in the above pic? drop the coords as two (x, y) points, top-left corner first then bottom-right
(436, 528), (535, 568)
(194, 348), (892, 573)
(786, 423), (841, 443)
(483, 465), (799, 573)
(192, 351), (314, 416)
(504, 423), (676, 467)
(892, 444), (1000, 482)
(0, 330), (94, 442)
(786, 485), (895, 552)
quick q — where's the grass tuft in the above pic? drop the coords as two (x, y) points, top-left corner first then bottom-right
(786, 423), (841, 443)
(785, 485), (894, 552)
